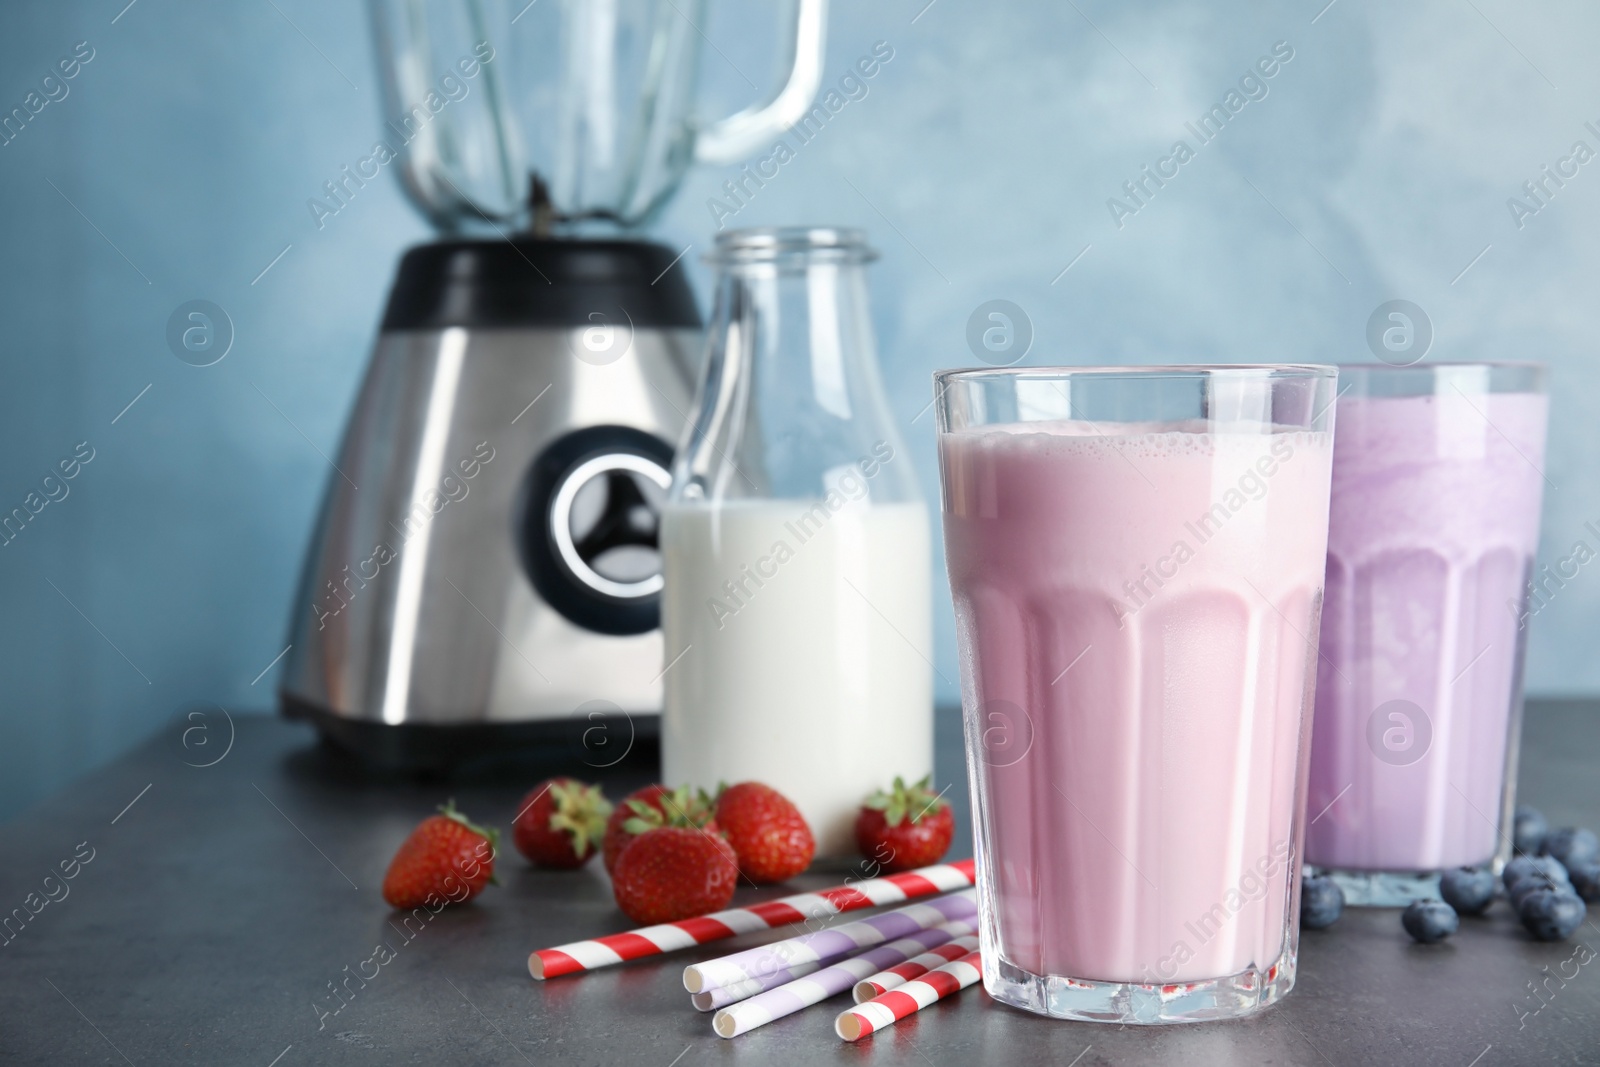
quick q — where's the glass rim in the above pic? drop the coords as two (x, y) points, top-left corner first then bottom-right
(705, 226), (877, 265)
(1337, 358), (1548, 371)
(1335, 360), (1548, 395)
(934, 363), (1337, 387)
(1334, 360), (1547, 373)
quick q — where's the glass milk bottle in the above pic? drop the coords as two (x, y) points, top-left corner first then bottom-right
(662, 228), (932, 859)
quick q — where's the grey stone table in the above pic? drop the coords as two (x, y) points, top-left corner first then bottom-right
(0, 701), (1596, 1066)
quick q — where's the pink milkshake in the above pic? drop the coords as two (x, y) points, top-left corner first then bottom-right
(936, 365), (1337, 1024)
(1306, 365), (1548, 904)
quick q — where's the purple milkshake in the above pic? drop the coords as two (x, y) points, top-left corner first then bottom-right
(1306, 363), (1549, 905)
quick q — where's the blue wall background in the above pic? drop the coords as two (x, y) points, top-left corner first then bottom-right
(2, 0), (1598, 820)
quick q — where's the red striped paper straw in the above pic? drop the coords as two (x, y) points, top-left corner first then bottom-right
(852, 934), (980, 1002)
(835, 950), (983, 1041)
(529, 858), (976, 980)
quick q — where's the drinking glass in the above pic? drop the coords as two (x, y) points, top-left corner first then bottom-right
(935, 365), (1337, 1023)
(1305, 363), (1549, 904)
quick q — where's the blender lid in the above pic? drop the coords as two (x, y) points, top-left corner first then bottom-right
(380, 238), (701, 332)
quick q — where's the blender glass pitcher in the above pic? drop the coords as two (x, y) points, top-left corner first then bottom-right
(370, 0), (827, 233)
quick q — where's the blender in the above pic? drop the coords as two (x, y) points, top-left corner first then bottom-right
(279, 0), (829, 767)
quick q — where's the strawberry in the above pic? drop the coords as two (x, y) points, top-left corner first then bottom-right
(602, 784), (718, 874)
(855, 775), (954, 874)
(713, 781), (814, 883)
(382, 802), (498, 909)
(611, 826), (738, 924)
(603, 785), (669, 874)
(513, 778), (611, 869)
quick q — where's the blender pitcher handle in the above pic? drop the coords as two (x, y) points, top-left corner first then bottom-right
(692, 0), (828, 165)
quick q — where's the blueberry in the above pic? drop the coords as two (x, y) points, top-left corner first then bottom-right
(1301, 874), (1344, 929)
(1518, 888), (1586, 942)
(1510, 872), (1568, 911)
(1568, 862), (1600, 904)
(1504, 854), (1569, 889)
(1514, 805), (1550, 856)
(1401, 899), (1459, 944)
(1541, 827), (1600, 870)
(1438, 867), (1496, 916)
(1503, 854), (1538, 887)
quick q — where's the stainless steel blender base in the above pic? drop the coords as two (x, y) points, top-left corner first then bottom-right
(278, 239), (700, 766)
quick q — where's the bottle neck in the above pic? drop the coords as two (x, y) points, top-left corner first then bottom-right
(673, 256), (920, 507)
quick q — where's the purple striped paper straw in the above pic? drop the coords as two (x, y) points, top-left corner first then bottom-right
(691, 961), (820, 1012)
(708, 917), (981, 1038)
(684, 890), (977, 995)
(691, 916), (979, 1012)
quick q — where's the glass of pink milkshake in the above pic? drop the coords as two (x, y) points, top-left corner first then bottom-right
(935, 365), (1337, 1024)
(1306, 363), (1549, 905)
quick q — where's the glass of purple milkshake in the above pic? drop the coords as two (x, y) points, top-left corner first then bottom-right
(1306, 362), (1549, 905)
